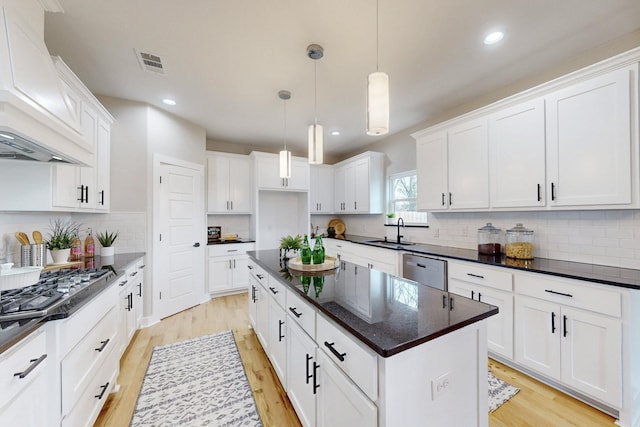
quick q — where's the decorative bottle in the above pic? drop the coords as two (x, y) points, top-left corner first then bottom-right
(84, 228), (95, 258)
(300, 235), (312, 265)
(70, 230), (83, 261)
(312, 235), (325, 264)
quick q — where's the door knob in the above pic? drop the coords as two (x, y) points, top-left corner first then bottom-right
(193, 242), (201, 247)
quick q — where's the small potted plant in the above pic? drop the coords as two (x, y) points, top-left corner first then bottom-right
(46, 219), (79, 264)
(386, 212), (396, 225)
(96, 230), (118, 257)
(279, 234), (303, 259)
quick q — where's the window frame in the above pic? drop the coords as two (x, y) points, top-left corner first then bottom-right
(387, 170), (427, 225)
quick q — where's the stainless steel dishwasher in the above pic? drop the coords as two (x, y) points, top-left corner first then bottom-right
(402, 253), (447, 290)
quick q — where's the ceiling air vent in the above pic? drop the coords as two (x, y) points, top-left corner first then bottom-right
(135, 49), (167, 75)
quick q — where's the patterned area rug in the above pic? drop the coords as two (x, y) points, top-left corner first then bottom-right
(488, 371), (520, 412)
(130, 331), (263, 426)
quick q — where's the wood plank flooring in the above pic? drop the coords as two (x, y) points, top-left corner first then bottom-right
(95, 293), (616, 427)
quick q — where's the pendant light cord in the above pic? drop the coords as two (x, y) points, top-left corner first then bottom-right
(376, 0), (379, 72)
(282, 97), (287, 150)
(314, 60), (318, 126)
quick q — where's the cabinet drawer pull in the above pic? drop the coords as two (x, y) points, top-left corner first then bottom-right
(442, 295), (447, 308)
(563, 315), (568, 337)
(95, 382), (110, 400)
(305, 354), (313, 384)
(256, 274), (264, 280)
(248, 265), (254, 270)
(119, 280), (128, 287)
(471, 290), (475, 300)
(99, 190), (105, 205)
(551, 182), (556, 201)
(13, 354), (47, 379)
(95, 339), (110, 352)
(449, 297), (454, 310)
(544, 289), (573, 298)
(551, 312), (556, 334)
(313, 361), (320, 394)
(416, 263), (426, 269)
(449, 192), (452, 205)
(537, 184), (542, 202)
(477, 292), (482, 302)
(269, 286), (279, 294)
(227, 249), (238, 252)
(441, 192), (445, 206)
(289, 307), (302, 318)
(130, 271), (138, 277)
(278, 320), (285, 342)
(466, 273), (485, 279)
(137, 283), (142, 297)
(251, 285), (256, 302)
(324, 341), (346, 362)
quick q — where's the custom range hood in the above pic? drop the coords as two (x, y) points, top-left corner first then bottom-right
(0, 0), (90, 164)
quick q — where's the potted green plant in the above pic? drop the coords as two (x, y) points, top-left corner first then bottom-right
(96, 230), (118, 257)
(279, 234), (303, 259)
(46, 219), (79, 264)
(386, 212), (396, 225)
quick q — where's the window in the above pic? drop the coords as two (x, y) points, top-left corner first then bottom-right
(388, 171), (427, 225)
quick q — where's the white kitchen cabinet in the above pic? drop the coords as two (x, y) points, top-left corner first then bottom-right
(255, 279), (270, 351)
(0, 329), (49, 426)
(416, 131), (448, 210)
(252, 151), (310, 191)
(95, 117), (111, 211)
(448, 261), (514, 359)
(447, 118), (489, 209)
(310, 165), (333, 214)
(52, 164), (96, 210)
(207, 152), (251, 213)
(545, 65), (635, 208)
(207, 243), (254, 295)
(287, 319), (318, 427)
(333, 152), (384, 214)
(117, 260), (144, 356)
(269, 296), (288, 386)
(316, 350), (377, 427)
(489, 98), (546, 208)
(514, 274), (622, 407)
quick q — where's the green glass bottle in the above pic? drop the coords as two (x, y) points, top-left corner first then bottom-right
(301, 234), (312, 265)
(313, 275), (324, 298)
(312, 235), (325, 264)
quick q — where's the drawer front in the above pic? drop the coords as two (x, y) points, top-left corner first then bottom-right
(448, 261), (513, 292)
(61, 305), (119, 414)
(266, 276), (286, 308)
(514, 273), (621, 317)
(248, 260), (268, 287)
(58, 283), (118, 354)
(0, 329), (47, 409)
(61, 350), (118, 427)
(286, 289), (316, 339)
(209, 243), (255, 257)
(316, 314), (378, 401)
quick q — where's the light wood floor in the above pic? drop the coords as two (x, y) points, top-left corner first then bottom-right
(95, 293), (616, 427)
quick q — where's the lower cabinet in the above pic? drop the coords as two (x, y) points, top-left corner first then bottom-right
(208, 243), (254, 295)
(286, 320), (318, 427)
(268, 294), (287, 386)
(118, 259), (145, 356)
(0, 329), (49, 425)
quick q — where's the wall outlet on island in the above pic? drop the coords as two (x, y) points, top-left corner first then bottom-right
(431, 371), (452, 401)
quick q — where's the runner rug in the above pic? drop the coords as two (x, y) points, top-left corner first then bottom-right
(488, 371), (520, 412)
(130, 330), (262, 426)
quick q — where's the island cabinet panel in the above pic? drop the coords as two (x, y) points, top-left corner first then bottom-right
(286, 320), (317, 427)
(268, 296), (287, 387)
(514, 273), (623, 407)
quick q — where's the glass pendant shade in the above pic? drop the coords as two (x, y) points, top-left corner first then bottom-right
(366, 71), (389, 136)
(308, 123), (323, 165)
(279, 149), (291, 178)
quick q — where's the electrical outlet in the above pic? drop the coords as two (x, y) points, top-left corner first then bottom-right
(433, 228), (439, 238)
(431, 371), (452, 400)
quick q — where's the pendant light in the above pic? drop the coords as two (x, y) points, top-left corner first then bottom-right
(307, 44), (324, 165)
(366, 0), (389, 136)
(278, 90), (292, 178)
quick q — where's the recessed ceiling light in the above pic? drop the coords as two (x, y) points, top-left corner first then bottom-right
(331, 130), (340, 136)
(484, 31), (504, 45)
(162, 98), (176, 106)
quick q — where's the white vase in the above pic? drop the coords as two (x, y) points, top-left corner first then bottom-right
(100, 246), (115, 257)
(50, 248), (71, 265)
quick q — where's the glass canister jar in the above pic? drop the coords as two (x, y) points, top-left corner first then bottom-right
(477, 223), (503, 255)
(505, 223), (535, 259)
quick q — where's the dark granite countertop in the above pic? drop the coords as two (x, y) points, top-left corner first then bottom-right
(335, 235), (640, 290)
(0, 252), (145, 354)
(248, 249), (498, 358)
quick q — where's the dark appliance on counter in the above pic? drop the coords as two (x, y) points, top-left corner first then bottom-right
(402, 254), (447, 290)
(0, 267), (115, 322)
(208, 226), (221, 243)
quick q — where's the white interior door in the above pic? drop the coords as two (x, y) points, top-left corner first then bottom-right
(156, 162), (205, 319)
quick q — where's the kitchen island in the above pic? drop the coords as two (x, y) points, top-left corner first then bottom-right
(247, 249), (498, 427)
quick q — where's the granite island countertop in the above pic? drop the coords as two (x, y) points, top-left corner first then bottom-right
(333, 235), (640, 290)
(248, 249), (498, 357)
(0, 252), (146, 354)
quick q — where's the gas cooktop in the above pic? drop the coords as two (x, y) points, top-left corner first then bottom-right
(0, 267), (115, 322)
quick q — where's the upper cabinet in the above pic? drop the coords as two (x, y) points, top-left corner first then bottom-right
(310, 164), (333, 214)
(414, 52), (640, 212)
(333, 152), (385, 214)
(545, 66), (635, 207)
(207, 152), (251, 214)
(251, 151), (309, 191)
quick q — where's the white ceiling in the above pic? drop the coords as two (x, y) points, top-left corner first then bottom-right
(44, 0), (640, 159)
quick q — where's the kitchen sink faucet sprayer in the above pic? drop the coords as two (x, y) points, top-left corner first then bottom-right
(397, 217), (404, 244)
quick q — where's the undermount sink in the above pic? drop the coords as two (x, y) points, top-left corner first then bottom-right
(365, 239), (416, 246)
